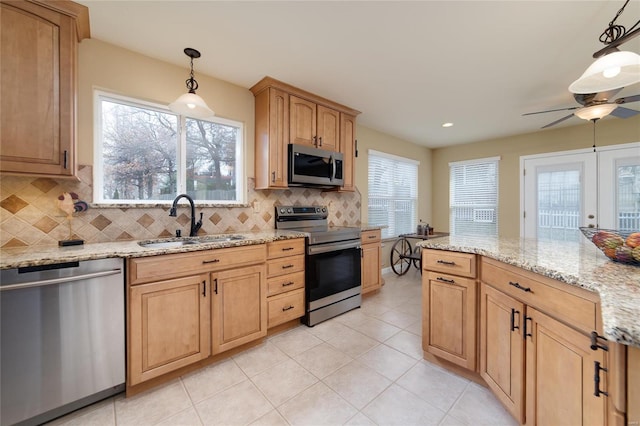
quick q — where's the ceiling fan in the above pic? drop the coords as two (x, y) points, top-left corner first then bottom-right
(523, 88), (640, 128)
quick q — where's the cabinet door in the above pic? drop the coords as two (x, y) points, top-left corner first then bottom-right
(361, 242), (382, 294)
(525, 307), (607, 426)
(211, 264), (267, 354)
(480, 283), (525, 423)
(289, 95), (317, 147)
(316, 105), (340, 152)
(423, 272), (476, 370)
(129, 274), (210, 385)
(340, 113), (357, 192)
(254, 87), (288, 189)
(1, 1), (76, 176)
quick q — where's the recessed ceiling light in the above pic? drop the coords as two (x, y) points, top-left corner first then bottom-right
(442, 122), (453, 128)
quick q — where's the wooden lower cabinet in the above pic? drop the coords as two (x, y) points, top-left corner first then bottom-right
(361, 229), (382, 294)
(423, 271), (476, 370)
(129, 274), (210, 386)
(525, 307), (607, 426)
(211, 264), (267, 354)
(480, 283), (525, 423)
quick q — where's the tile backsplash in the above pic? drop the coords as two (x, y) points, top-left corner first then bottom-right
(0, 166), (361, 248)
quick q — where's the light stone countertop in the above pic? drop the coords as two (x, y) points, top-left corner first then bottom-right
(418, 236), (640, 348)
(0, 230), (307, 270)
(360, 224), (386, 232)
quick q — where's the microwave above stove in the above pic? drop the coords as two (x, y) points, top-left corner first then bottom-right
(288, 144), (344, 188)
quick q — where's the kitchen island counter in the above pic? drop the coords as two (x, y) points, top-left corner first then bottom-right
(418, 236), (640, 348)
(0, 230), (306, 270)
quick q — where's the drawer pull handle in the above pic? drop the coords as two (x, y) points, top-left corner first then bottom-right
(282, 305), (294, 311)
(203, 259), (220, 264)
(368, 235), (377, 239)
(510, 308), (520, 332)
(282, 264), (294, 269)
(590, 331), (609, 352)
(282, 281), (295, 287)
(436, 277), (455, 284)
(436, 260), (456, 266)
(282, 247), (294, 251)
(594, 361), (609, 397)
(509, 281), (532, 293)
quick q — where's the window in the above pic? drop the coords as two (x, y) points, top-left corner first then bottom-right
(368, 150), (419, 239)
(449, 157), (499, 236)
(94, 91), (244, 204)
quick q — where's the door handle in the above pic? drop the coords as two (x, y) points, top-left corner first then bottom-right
(510, 308), (520, 332)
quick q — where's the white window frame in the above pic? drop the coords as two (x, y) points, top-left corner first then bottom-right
(449, 156), (500, 237)
(367, 149), (419, 239)
(93, 90), (245, 205)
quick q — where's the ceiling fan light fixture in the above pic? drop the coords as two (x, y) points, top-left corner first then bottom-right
(569, 50), (640, 94)
(574, 103), (618, 121)
(169, 48), (214, 119)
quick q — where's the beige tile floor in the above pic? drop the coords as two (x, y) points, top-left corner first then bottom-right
(48, 270), (517, 426)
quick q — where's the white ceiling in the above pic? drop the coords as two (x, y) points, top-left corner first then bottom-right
(76, 0), (640, 148)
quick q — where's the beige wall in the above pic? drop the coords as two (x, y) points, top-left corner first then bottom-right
(77, 39), (256, 174)
(431, 116), (640, 238)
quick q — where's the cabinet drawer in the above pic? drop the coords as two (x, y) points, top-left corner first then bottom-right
(268, 288), (305, 327)
(423, 249), (477, 278)
(267, 254), (305, 278)
(129, 244), (266, 285)
(267, 271), (305, 296)
(267, 238), (305, 259)
(361, 229), (381, 244)
(481, 258), (598, 333)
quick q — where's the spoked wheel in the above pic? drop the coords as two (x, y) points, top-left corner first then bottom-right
(412, 245), (422, 272)
(390, 238), (412, 275)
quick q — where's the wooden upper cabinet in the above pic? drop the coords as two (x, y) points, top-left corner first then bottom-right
(340, 113), (356, 192)
(316, 105), (339, 151)
(289, 95), (317, 147)
(250, 76), (360, 190)
(254, 87), (288, 189)
(0, 0), (90, 178)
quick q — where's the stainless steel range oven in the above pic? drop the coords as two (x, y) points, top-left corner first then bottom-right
(275, 205), (361, 326)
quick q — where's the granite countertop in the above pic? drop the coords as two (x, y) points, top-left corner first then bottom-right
(418, 236), (640, 348)
(360, 224), (385, 231)
(0, 230), (307, 270)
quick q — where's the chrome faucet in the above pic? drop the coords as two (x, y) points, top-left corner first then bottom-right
(169, 194), (202, 237)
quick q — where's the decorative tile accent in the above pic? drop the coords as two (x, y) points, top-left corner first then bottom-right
(34, 216), (60, 234)
(3, 238), (28, 248)
(1, 195), (29, 214)
(31, 178), (58, 193)
(137, 214), (155, 228)
(91, 215), (113, 231)
(0, 166), (361, 247)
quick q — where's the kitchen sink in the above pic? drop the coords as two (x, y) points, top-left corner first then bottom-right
(138, 240), (201, 249)
(138, 235), (246, 249)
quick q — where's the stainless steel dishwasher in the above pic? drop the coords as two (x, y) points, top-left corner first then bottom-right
(1, 258), (125, 426)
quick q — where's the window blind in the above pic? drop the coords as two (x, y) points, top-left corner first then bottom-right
(368, 150), (419, 239)
(449, 157), (500, 236)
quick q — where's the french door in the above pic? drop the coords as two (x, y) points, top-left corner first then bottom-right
(521, 143), (640, 241)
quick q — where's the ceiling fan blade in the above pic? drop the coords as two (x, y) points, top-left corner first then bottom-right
(610, 106), (640, 118)
(615, 94), (640, 104)
(522, 106), (579, 116)
(541, 113), (574, 129)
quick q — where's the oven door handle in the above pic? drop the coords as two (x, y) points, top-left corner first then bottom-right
(307, 240), (361, 255)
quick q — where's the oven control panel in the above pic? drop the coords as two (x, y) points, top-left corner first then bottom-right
(276, 205), (327, 218)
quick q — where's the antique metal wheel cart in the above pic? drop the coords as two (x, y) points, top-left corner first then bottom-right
(390, 232), (449, 275)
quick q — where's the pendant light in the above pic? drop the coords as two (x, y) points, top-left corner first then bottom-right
(569, 0), (640, 94)
(169, 48), (215, 118)
(569, 50), (640, 94)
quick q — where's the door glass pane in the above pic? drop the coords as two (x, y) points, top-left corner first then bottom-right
(617, 162), (640, 231)
(537, 168), (581, 241)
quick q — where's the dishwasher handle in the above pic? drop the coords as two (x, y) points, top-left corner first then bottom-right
(0, 269), (122, 292)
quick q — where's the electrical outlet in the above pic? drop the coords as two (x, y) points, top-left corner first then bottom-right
(252, 200), (261, 213)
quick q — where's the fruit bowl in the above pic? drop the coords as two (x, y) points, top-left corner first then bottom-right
(579, 227), (640, 265)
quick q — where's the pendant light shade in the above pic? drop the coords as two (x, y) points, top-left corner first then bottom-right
(569, 50), (640, 94)
(169, 48), (214, 119)
(574, 103), (618, 121)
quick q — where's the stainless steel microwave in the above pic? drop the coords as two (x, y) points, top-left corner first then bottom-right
(288, 144), (344, 188)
